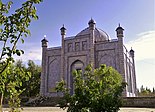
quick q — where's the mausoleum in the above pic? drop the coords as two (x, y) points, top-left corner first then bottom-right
(40, 19), (137, 97)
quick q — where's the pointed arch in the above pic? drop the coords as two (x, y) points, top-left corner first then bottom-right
(70, 60), (84, 95)
(71, 60), (84, 71)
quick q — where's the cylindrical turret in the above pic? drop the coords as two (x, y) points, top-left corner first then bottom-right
(129, 47), (137, 96)
(41, 37), (48, 47)
(40, 36), (48, 96)
(60, 25), (66, 79)
(116, 24), (124, 38)
(116, 24), (126, 96)
(60, 24), (66, 36)
(130, 48), (134, 58)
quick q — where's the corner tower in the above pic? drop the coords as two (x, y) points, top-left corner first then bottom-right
(115, 24), (125, 75)
(60, 25), (66, 79)
(115, 24), (127, 96)
(40, 36), (48, 96)
(130, 48), (137, 96)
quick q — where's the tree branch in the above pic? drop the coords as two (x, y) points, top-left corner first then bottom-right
(0, 40), (7, 61)
(0, 32), (22, 75)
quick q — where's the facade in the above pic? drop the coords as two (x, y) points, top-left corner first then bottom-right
(40, 19), (137, 97)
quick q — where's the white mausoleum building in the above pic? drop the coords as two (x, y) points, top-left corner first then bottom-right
(40, 19), (137, 97)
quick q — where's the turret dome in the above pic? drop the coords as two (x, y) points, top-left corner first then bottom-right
(88, 18), (96, 25)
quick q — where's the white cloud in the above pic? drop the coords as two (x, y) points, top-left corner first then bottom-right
(125, 30), (155, 88)
(15, 46), (42, 62)
(125, 30), (155, 61)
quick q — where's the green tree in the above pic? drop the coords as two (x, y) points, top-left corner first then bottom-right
(14, 60), (26, 70)
(138, 85), (154, 97)
(0, 62), (31, 111)
(56, 64), (126, 112)
(145, 87), (151, 93)
(0, 0), (42, 111)
(21, 60), (41, 97)
(140, 85), (145, 92)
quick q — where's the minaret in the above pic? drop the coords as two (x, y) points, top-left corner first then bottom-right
(88, 18), (96, 68)
(116, 23), (125, 74)
(40, 36), (48, 96)
(60, 25), (66, 79)
(116, 24), (126, 96)
(130, 48), (137, 96)
(116, 23), (124, 39)
(116, 23), (124, 74)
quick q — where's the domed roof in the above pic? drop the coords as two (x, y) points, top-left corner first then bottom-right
(76, 27), (110, 42)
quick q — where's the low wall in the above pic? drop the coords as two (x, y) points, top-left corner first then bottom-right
(25, 96), (155, 108)
(123, 97), (155, 108)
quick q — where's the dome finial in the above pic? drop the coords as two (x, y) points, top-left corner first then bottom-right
(88, 18), (96, 25)
(119, 23), (121, 27)
(41, 35), (48, 42)
(88, 18), (96, 30)
(44, 35), (46, 39)
(60, 24), (66, 30)
(91, 17), (93, 20)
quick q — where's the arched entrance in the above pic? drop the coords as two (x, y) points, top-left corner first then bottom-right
(70, 60), (84, 95)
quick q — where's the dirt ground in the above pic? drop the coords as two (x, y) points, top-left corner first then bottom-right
(3, 107), (155, 112)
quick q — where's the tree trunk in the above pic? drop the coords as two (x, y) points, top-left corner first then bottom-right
(0, 93), (3, 112)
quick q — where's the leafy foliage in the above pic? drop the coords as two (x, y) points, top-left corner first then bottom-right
(21, 60), (41, 97)
(0, 62), (31, 111)
(56, 64), (126, 112)
(0, 0), (42, 74)
(138, 85), (155, 97)
(0, 60), (41, 111)
(0, 0), (43, 111)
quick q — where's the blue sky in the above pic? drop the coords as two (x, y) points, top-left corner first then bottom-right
(4, 0), (155, 89)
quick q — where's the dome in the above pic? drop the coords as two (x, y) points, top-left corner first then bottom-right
(76, 27), (110, 42)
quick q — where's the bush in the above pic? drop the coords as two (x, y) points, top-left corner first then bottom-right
(56, 64), (126, 112)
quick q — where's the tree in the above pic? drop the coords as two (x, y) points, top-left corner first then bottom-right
(12, 60), (41, 98)
(0, 62), (31, 111)
(14, 60), (26, 70)
(145, 87), (151, 93)
(140, 85), (145, 93)
(0, 0), (42, 111)
(56, 64), (126, 112)
(21, 60), (41, 97)
(138, 86), (155, 97)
